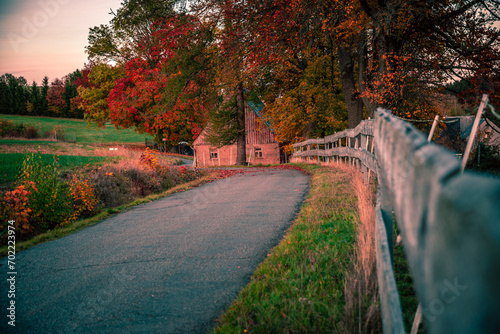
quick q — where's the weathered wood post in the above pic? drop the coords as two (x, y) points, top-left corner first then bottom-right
(461, 94), (489, 172)
(427, 115), (439, 142)
(374, 109), (405, 333)
(317, 139), (321, 165)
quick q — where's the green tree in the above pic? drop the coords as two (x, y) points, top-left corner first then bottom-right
(86, 0), (178, 64)
(2, 74), (30, 115)
(63, 70), (84, 118)
(78, 63), (124, 128)
(29, 81), (41, 115)
(0, 76), (11, 114)
(40, 76), (49, 116)
(196, 0), (251, 165)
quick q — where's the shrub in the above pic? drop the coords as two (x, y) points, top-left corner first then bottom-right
(25, 125), (39, 139)
(18, 152), (74, 232)
(156, 166), (179, 189)
(0, 118), (24, 137)
(0, 182), (37, 239)
(88, 150), (201, 210)
(0, 118), (14, 137)
(469, 142), (500, 175)
(0, 119), (39, 139)
(89, 165), (133, 208)
(139, 147), (159, 170)
(69, 175), (98, 217)
(125, 167), (161, 197)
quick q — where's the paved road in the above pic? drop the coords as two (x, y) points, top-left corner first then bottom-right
(1, 168), (309, 333)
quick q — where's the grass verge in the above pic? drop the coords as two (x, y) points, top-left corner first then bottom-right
(213, 163), (380, 333)
(0, 170), (222, 257)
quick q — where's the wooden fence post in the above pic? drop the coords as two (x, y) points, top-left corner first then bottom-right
(461, 94), (489, 172)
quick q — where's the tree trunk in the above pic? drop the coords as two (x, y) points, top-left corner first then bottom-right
(337, 45), (364, 128)
(235, 81), (247, 165)
(358, 32), (377, 118)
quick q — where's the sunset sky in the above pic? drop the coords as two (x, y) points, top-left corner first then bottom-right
(0, 0), (123, 84)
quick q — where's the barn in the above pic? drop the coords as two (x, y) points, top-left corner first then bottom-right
(193, 101), (281, 166)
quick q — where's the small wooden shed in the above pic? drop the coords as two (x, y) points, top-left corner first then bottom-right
(193, 101), (280, 166)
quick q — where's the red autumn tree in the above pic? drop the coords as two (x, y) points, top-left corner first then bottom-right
(46, 78), (66, 116)
(107, 14), (215, 146)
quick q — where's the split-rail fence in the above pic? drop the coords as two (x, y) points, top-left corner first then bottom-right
(292, 108), (500, 334)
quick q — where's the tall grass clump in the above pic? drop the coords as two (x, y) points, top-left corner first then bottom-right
(334, 164), (381, 333)
(0, 118), (39, 138)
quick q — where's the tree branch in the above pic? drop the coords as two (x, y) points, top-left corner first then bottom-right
(358, 0), (375, 19)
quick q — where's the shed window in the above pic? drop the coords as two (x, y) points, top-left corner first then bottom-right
(254, 148), (262, 158)
(210, 150), (218, 159)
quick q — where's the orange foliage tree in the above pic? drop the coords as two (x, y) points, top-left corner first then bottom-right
(198, 0), (349, 147)
(84, 1), (217, 147)
(205, 0), (500, 131)
(357, 0), (500, 119)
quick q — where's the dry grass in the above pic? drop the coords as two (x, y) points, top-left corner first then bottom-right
(322, 162), (381, 333)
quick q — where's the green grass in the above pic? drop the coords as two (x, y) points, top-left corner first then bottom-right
(0, 153), (109, 183)
(213, 164), (361, 333)
(393, 223), (422, 333)
(1, 114), (153, 143)
(0, 139), (55, 145)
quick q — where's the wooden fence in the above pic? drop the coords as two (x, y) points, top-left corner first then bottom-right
(292, 108), (500, 334)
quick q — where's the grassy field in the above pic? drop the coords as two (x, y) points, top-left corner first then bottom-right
(0, 114), (153, 143)
(393, 223), (422, 333)
(0, 153), (110, 183)
(0, 139), (55, 145)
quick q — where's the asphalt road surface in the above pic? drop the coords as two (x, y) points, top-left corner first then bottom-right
(1, 168), (309, 333)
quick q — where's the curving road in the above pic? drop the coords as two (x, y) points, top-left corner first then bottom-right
(0, 168), (309, 333)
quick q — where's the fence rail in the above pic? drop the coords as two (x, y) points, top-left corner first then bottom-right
(292, 119), (376, 181)
(292, 108), (500, 333)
